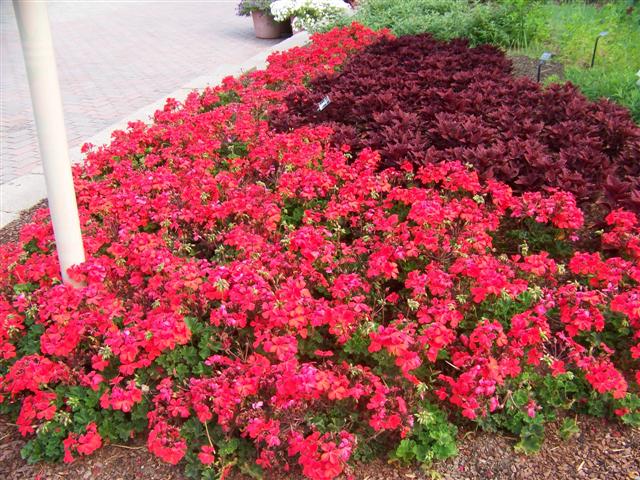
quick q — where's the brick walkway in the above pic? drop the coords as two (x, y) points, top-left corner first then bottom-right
(0, 1), (279, 184)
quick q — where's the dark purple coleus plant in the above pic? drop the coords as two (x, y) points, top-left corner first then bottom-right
(270, 33), (640, 216)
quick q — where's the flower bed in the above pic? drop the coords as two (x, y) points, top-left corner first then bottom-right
(271, 33), (640, 215)
(1, 24), (640, 480)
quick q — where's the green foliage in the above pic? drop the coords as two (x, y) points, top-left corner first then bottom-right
(393, 401), (458, 465)
(154, 316), (221, 383)
(331, 0), (548, 48)
(478, 372), (583, 453)
(495, 0), (550, 49)
(538, 372), (585, 411)
(492, 217), (575, 260)
(16, 315), (44, 357)
(351, 433), (387, 463)
(514, 420), (545, 454)
(22, 239), (45, 255)
(558, 417), (580, 441)
(281, 198), (307, 228)
(181, 419), (261, 480)
(541, 1), (639, 68)
(19, 385), (150, 464)
(472, 288), (542, 331)
(616, 393), (640, 427)
(477, 366), (636, 454)
(237, 0), (277, 16)
(477, 386), (547, 454)
(306, 405), (360, 433)
(218, 139), (249, 160)
(63, 386), (102, 428)
(99, 405), (149, 442)
(12, 282), (39, 294)
(21, 422), (67, 463)
(201, 90), (242, 112)
(343, 325), (372, 357)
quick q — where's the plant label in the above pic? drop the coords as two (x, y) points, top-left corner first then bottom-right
(317, 95), (331, 111)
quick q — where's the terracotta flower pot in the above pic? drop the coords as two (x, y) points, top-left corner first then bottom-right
(251, 10), (292, 39)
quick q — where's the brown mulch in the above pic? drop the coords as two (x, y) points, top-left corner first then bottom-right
(0, 200), (47, 246)
(0, 421), (182, 480)
(509, 55), (565, 83)
(431, 416), (639, 480)
(2, 415), (638, 480)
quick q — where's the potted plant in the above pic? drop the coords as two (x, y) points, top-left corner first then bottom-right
(270, 0), (352, 33)
(237, 0), (293, 39)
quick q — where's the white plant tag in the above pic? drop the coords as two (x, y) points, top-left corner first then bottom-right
(317, 95), (331, 111)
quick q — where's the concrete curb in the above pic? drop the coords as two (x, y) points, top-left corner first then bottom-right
(0, 31), (310, 228)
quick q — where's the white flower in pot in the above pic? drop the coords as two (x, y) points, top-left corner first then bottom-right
(271, 0), (352, 33)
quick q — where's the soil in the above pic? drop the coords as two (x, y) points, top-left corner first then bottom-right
(2, 416), (638, 480)
(509, 55), (565, 83)
(0, 420), (182, 480)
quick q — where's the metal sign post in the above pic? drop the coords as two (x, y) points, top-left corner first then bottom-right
(591, 31), (609, 68)
(13, 0), (85, 285)
(537, 52), (553, 83)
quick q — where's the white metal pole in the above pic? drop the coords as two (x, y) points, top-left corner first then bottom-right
(13, 0), (85, 285)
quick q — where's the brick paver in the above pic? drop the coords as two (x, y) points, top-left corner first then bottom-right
(0, 1), (280, 184)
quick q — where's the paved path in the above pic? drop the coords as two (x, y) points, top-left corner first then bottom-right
(0, 1), (279, 186)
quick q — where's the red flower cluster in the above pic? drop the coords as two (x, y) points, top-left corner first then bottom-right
(1, 24), (639, 479)
(288, 430), (355, 480)
(63, 423), (102, 463)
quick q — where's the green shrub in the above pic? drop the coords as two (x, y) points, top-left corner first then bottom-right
(393, 400), (458, 465)
(328, 0), (548, 48)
